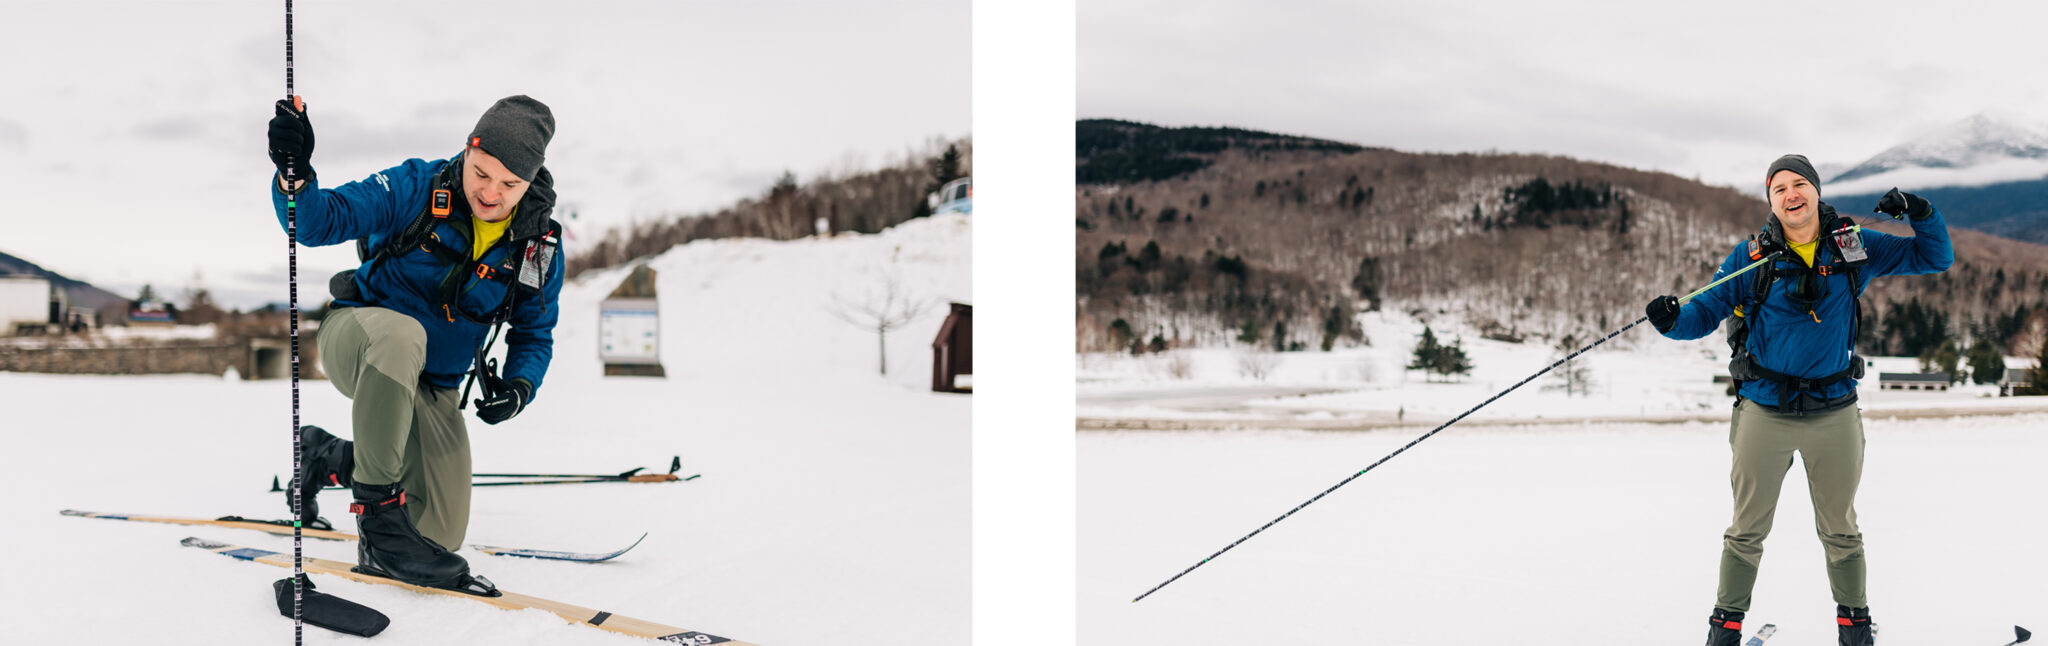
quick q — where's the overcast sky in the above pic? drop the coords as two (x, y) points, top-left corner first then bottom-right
(0, 0), (968, 309)
(1081, 0), (2048, 193)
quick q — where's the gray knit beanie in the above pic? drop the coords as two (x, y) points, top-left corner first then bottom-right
(467, 95), (554, 182)
(1764, 154), (1820, 196)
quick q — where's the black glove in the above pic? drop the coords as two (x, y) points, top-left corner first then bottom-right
(473, 360), (531, 425)
(1874, 187), (1931, 220)
(1645, 295), (1681, 333)
(268, 98), (314, 180)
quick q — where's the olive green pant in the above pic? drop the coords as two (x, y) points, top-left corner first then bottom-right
(317, 306), (472, 551)
(1716, 399), (1866, 612)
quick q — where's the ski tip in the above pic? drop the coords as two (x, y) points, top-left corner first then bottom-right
(59, 509), (89, 517)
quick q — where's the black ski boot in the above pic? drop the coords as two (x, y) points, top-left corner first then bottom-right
(1707, 608), (1746, 646)
(348, 482), (498, 596)
(1838, 605), (1875, 646)
(290, 425), (354, 530)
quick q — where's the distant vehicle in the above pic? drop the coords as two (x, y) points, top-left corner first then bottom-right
(930, 177), (972, 215)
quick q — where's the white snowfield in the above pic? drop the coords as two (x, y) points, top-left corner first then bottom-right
(1079, 308), (2048, 428)
(1082, 415), (2047, 646)
(1080, 309), (2047, 645)
(0, 214), (970, 645)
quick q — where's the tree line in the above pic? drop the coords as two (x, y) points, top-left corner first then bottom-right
(568, 138), (970, 277)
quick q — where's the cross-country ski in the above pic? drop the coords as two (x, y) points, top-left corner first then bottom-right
(183, 537), (753, 644)
(1744, 623), (1777, 646)
(63, 510), (647, 562)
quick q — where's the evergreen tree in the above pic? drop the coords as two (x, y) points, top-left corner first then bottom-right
(1967, 337), (2006, 385)
(1096, 241), (1127, 277)
(1433, 336), (1474, 380)
(1271, 320), (1288, 353)
(1131, 241), (1162, 272)
(1237, 318), (1263, 345)
(1351, 257), (1383, 311)
(1321, 305), (1345, 352)
(2030, 335), (2048, 396)
(770, 170), (799, 199)
(1407, 326), (1441, 376)
(927, 144), (964, 193)
(1107, 318), (1134, 353)
(1917, 336), (1962, 384)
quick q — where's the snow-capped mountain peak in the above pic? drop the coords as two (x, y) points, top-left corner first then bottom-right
(1826, 111), (2048, 194)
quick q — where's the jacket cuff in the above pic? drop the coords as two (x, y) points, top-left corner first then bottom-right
(274, 170), (317, 196)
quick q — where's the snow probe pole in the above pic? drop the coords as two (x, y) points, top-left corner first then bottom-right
(1130, 250), (1784, 603)
(283, 1), (304, 642)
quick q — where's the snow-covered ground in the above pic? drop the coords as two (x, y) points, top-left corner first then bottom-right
(0, 214), (970, 645)
(1080, 307), (2048, 645)
(1079, 308), (2048, 427)
(1081, 415), (2048, 646)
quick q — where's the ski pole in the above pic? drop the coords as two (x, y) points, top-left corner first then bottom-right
(1130, 250), (1783, 603)
(282, 0), (304, 641)
(471, 474), (699, 487)
(268, 457), (693, 490)
(474, 456), (685, 479)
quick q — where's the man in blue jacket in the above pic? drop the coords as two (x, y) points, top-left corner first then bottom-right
(1644, 154), (1951, 646)
(267, 95), (566, 595)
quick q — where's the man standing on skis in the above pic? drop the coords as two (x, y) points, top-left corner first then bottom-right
(266, 95), (566, 595)
(1643, 154), (1951, 646)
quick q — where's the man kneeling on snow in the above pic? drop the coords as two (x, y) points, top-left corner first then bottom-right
(266, 95), (566, 595)
(1643, 154), (1951, 646)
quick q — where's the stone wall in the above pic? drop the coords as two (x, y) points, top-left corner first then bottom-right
(0, 334), (321, 379)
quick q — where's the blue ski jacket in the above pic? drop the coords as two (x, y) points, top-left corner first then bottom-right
(269, 156), (565, 401)
(1660, 208), (1953, 406)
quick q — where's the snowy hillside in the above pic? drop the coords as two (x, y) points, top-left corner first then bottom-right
(1829, 112), (2048, 195)
(0, 214), (970, 645)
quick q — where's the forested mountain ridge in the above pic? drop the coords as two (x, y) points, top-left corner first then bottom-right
(1076, 120), (2048, 359)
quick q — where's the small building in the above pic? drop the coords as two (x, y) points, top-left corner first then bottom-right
(0, 276), (57, 335)
(1878, 372), (1950, 392)
(2001, 368), (2039, 397)
(600, 265), (665, 378)
(930, 302), (971, 393)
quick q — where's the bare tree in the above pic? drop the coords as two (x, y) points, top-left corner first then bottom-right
(831, 272), (932, 376)
(1235, 348), (1281, 381)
